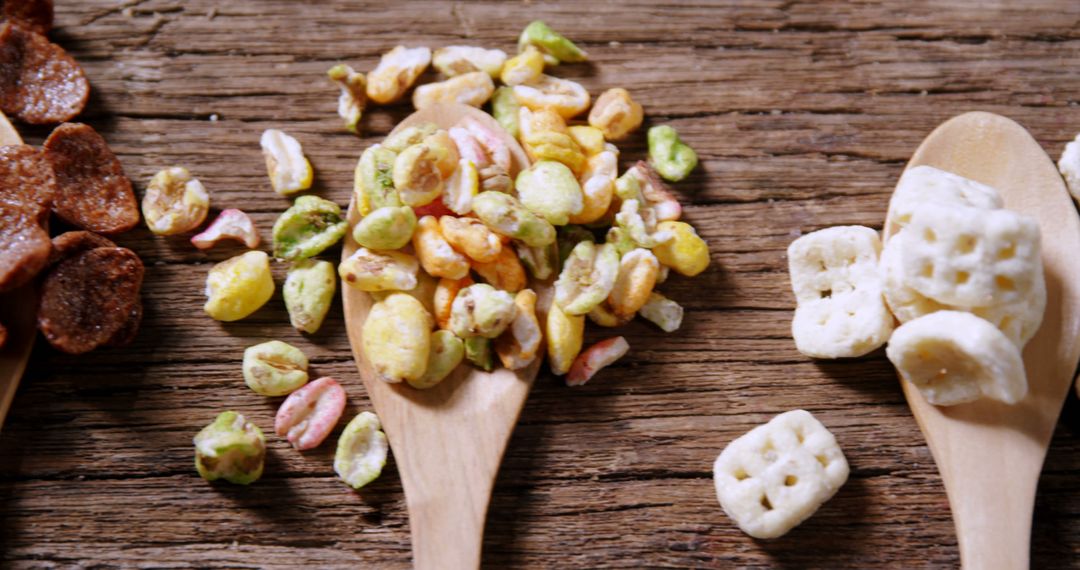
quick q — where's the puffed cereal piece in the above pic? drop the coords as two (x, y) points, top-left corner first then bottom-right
(713, 410), (849, 539)
(1058, 133), (1080, 203)
(384, 123), (439, 154)
(422, 130), (460, 178)
(352, 205), (417, 251)
(327, 64), (367, 134)
(339, 247), (419, 292)
(432, 45), (507, 78)
(902, 204), (1041, 307)
(243, 340), (309, 397)
(515, 160), (584, 225)
(413, 71), (496, 110)
(491, 86), (521, 138)
(442, 158), (479, 215)
(546, 300), (584, 376)
(449, 283), (518, 339)
(434, 276), (474, 330)
(566, 336), (630, 387)
(886, 165), (1003, 238)
(275, 377), (347, 450)
(793, 287), (893, 359)
(567, 125), (605, 157)
(194, 411), (265, 485)
(413, 215), (470, 280)
(204, 250), (274, 321)
(366, 46), (431, 105)
(639, 292), (684, 333)
(472, 191), (556, 247)
(464, 336), (495, 371)
(410, 330), (466, 389)
(787, 226), (879, 304)
(261, 129), (313, 195)
(555, 241), (620, 315)
(362, 293), (433, 384)
(500, 46), (545, 86)
(517, 20), (588, 63)
(568, 149), (616, 225)
(587, 301), (630, 328)
(886, 311), (1027, 406)
(647, 125), (698, 182)
(513, 74), (591, 119)
(284, 259), (336, 334)
(515, 240), (559, 281)
(394, 144), (445, 208)
(608, 248), (660, 319)
(616, 199), (674, 249)
(272, 196), (348, 260)
(334, 411), (389, 489)
(354, 144), (402, 216)
(191, 209), (260, 250)
(141, 167), (209, 235)
(495, 289), (542, 370)
(588, 88), (644, 142)
(440, 215), (502, 263)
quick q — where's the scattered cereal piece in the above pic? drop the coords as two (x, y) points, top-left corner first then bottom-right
(639, 292), (684, 333)
(275, 377), (347, 450)
(0, 144), (56, 225)
(339, 247), (419, 292)
(243, 340), (309, 396)
(327, 64), (367, 134)
(413, 71), (495, 110)
(433, 45), (507, 78)
(194, 411), (266, 485)
(362, 293), (433, 383)
(589, 88), (644, 142)
(203, 250), (274, 321)
(517, 21), (588, 64)
(0, 23), (88, 124)
(1058, 134), (1080, 203)
(366, 46), (431, 105)
(284, 259), (336, 334)
(272, 195), (348, 260)
(0, 202), (49, 292)
(191, 209), (260, 250)
(334, 411), (388, 489)
(647, 125), (698, 182)
(3, 0), (54, 35)
(261, 129), (313, 195)
(566, 336), (629, 386)
(141, 167), (210, 235)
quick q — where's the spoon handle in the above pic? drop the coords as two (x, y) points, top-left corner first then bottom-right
(403, 462), (493, 570)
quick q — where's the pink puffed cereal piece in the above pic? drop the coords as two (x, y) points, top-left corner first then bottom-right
(191, 208), (260, 250)
(566, 336), (630, 387)
(274, 377), (347, 451)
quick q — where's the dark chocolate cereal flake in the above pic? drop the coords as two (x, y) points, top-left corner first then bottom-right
(47, 230), (115, 265)
(0, 143), (56, 224)
(2, 0), (54, 35)
(0, 22), (88, 124)
(0, 201), (50, 292)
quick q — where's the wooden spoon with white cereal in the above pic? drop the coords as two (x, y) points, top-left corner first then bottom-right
(0, 110), (37, 432)
(341, 103), (539, 570)
(885, 111), (1080, 569)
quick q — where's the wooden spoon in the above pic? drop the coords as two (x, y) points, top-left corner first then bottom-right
(0, 110), (37, 433)
(341, 104), (538, 569)
(885, 112), (1080, 569)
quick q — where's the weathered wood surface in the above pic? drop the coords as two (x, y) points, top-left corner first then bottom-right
(2, 0), (1079, 567)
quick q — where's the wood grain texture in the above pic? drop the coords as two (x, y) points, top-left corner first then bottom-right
(1, 1), (1079, 567)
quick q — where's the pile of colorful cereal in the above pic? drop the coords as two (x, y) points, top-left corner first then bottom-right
(330, 21), (710, 387)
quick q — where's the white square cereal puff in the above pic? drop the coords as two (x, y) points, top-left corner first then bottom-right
(792, 286), (893, 359)
(880, 231), (1045, 348)
(886, 165), (1003, 237)
(787, 226), (882, 305)
(886, 311), (1027, 406)
(713, 410), (849, 539)
(902, 204), (1041, 308)
(1058, 134), (1080, 203)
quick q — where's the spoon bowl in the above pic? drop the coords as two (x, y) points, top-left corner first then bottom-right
(0, 110), (36, 433)
(341, 104), (536, 569)
(886, 112), (1080, 569)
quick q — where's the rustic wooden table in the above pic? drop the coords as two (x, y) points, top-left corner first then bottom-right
(2, 1), (1079, 567)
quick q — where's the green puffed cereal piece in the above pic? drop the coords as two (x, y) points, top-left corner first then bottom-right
(409, 330), (465, 389)
(284, 260), (336, 334)
(194, 411), (266, 485)
(243, 340), (310, 396)
(557, 224), (596, 263)
(450, 283), (518, 339)
(352, 206), (417, 251)
(334, 411), (389, 490)
(383, 122), (439, 153)
(272, 195), (348, 260)
(647, 125), (698, 182)
(515, 240), (559, 281)
(554, 241), (620, 315)
(515, 161), (584, 226)
(355, 144), (402, 215)
(615, 170), (644, 202)
(605, 226), (637, 257)
(472, 191), (556, 247)
(464, 336), (495, 372)
(491, 86), (521, 138)
(517, 21), (587, 63)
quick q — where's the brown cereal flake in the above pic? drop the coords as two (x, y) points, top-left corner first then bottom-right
(2, 0), (53, 35)
(37, 247), (144, 354)
(0, 201), (49, 292)
(44, 122), (139, 234)
(48, 230), (115, 265)
(0, 143), (56, 224)
(0, 22), (88, 124)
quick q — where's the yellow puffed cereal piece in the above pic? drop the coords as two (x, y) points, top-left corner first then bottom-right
(513, 74), (591, 119)
(588, 88), (644, 141)
(568, 125), (606, 157)
(366, 46), (431, 105)
(413, 71), (496, 110)
(204, 251), (275, 322)
(500, 46), (545, 86)
(362, 293), (433, 384)
(413, 215), (470, 280)
(651, 221), (710, 277)
(546, 301), (585, 376)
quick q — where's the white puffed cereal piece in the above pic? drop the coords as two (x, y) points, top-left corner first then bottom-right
(886, 310), (1027, 406)
(886, 165), (1003, 237)
(366, 46), (432, 105)
(901, 204), (1041, 307)
(1057, 134), (1080, 203)
(260, 129), (313, 195)
(880, 231), (1045, 348)
(512, 74), (591, 119)
(412, 71), (496, 110)
(787, 226), (882, 305)
(792, 287), (894, 359)
(713, 410), (849, 539)
(432, 45), (507, 78)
